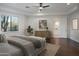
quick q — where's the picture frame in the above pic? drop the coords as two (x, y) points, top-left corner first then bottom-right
(39, 20), (47, 29)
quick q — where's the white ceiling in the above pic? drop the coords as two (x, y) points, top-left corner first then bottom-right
(0, 3), (78, 16)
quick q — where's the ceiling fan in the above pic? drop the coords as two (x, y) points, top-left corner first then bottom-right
(25, 3), (50, 11)
(39, 3), (50, 11)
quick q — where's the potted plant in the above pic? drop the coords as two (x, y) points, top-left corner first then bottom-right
(27, 26), (33, 35)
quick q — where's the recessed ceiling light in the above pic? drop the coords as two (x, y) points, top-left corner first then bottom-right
(36, 13), (44, 16)
(67, 3), (70, 5)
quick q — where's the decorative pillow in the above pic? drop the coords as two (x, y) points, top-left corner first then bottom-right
(0, 34), (7, 43)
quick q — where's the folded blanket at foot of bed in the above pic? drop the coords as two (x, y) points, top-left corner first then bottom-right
(11, 35), (45, 49)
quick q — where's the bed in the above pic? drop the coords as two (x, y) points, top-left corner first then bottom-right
(0, 35), (46, 56)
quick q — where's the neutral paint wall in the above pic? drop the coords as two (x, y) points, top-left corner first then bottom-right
(68, 10), (79, 42)
(0, 11), (29, 36)
(0, 9), (67, 38)
(26, 15), (67, 38)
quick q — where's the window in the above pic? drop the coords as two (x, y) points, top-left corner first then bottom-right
(72, 19), (78, 30)
(0, 16), (18, 32)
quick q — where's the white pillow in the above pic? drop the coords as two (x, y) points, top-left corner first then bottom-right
(0, 34), (7, 43)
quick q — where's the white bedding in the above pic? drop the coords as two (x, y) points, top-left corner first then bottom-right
(7, 37), (36, 56)
(1, 35), (46, 56)
(7, 44), (23, 56)
(11, 35), (46, 48)
(11, 35), (46, 55)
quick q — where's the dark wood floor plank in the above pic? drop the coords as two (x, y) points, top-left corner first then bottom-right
(47, 38), (79, 56)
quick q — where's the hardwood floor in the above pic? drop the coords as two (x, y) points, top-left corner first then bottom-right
(47, 38), (79, 56)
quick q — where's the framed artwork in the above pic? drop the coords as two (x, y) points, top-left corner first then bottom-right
(39, 20), (47, 29)
(72, 18), (78, 30)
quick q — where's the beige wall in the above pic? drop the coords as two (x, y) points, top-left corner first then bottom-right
(0, 10), (68, 38)
(68, 10), (79, 42)
(26, 15), (67, 38)
(0, 11), (29, 36)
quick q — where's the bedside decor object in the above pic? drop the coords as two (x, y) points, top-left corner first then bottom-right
(27, 26), (33, 35)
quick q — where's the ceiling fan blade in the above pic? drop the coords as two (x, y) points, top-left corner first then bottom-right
(43, 5), (50, 8)
(25, 6), (39, 8)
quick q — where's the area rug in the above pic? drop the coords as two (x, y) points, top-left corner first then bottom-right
(39, 43), (60, 56)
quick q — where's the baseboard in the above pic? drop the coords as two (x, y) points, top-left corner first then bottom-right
(50, 37), (79, 47)
(70, 38), (79, 43)
(50, 37), (68, 39)
(68, 38), (79, 45)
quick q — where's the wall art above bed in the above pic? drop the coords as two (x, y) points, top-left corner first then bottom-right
(39, 20), (47, 29)
(0, 16), (18, 32)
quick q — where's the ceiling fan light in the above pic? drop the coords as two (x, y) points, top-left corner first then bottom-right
(39, 7), (43, 9)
